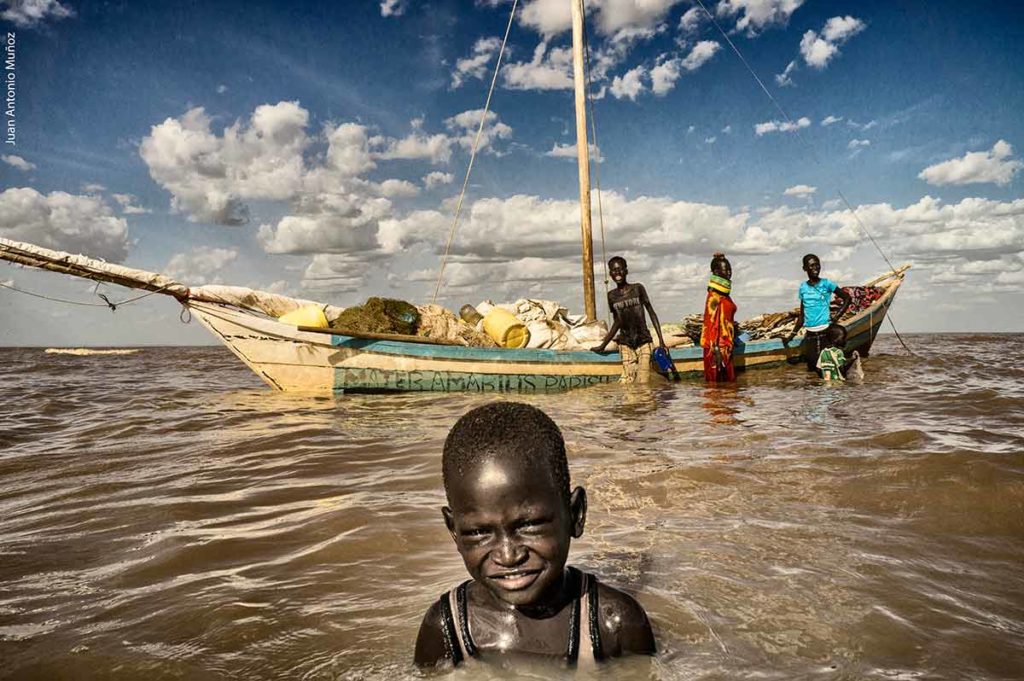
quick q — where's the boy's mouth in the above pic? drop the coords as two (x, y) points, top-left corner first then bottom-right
(487, 568), (542, 591)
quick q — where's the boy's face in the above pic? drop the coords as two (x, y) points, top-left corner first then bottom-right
(803, 256), (821, 280)
(609, 260), (628, 284)
(443, 455), (586, 608)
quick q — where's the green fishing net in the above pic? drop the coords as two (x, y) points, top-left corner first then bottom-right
(330, 297), (421, 336)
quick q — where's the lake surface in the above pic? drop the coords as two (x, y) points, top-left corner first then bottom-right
(1, 335), (1022, 680)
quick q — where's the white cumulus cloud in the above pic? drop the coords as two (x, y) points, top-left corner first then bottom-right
(451, 37), (501, 89)
(918, 140), (1023, 187)
(593, 0), (686, 36)
(609, 65), (647, 100)
(678, 6), (703, 34)
(164, 247), (238, 285)
(800, 15), (865, 69)
(650, 58), (681, 96)
(423, 171), (454, 190)
(518, 0), (685, 38)
(375, 122), (453, 165)
(502, 42), (574, 91)
(716, 0), (805, 36)
(140, 102), (310, 225)
(681, 40), (721, 71)
(0, 187), (129, 261)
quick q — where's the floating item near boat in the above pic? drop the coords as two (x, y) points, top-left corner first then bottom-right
(482, 307), (531, 349)
(652, 346), (674, 372)
(278, 305), (328, 329)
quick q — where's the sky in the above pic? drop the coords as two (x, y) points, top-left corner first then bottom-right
(1, 0), (1022, 346)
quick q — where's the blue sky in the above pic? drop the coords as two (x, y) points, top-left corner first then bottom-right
(1, 0), (1023, 345)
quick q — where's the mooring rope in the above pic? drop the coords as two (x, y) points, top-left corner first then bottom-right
(886, 313), (917, 357)
(431, 0), (519, 304)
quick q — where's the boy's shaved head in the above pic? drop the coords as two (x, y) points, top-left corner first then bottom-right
(828, 323), (847, 346)
(443, 402), (570, 503)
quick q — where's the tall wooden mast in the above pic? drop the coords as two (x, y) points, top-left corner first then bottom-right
(570, 0), (597, 322)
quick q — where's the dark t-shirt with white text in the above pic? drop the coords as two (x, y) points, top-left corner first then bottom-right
(608, 283), (653, 349)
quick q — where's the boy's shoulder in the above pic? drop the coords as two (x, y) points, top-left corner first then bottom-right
(413, 594), (450, 668)
(593, 580), (656, 657)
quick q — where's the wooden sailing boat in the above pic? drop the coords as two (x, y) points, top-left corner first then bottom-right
(0, 0), (909, 393)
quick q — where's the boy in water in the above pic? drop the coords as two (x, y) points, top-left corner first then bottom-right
(785, 254), (852, 373)
(591, 256), (667, 384)
(817, 324), (860, 382)
(414, 402), (656, 668)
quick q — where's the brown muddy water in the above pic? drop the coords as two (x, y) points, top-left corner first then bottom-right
(1, 335), (1022, 680)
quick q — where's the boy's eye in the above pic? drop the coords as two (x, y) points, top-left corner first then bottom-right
(518, 519), (549, 532)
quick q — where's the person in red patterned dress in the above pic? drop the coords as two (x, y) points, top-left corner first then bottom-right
(701, 253), (737, 382)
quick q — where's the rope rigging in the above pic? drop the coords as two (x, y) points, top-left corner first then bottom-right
(431, 0), (520, 304)
(0, 278), (176, 310)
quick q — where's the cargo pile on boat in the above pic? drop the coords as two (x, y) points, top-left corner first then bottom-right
(464, 299), (609, 351)
(415, 304), (497, 348)
(834, 286), (885, 318)
(278, 284), (886, 349)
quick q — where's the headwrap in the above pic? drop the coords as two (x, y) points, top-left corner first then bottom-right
(708, 274), (731, 295)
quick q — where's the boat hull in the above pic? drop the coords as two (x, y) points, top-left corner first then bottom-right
(189, 268), (904, 393)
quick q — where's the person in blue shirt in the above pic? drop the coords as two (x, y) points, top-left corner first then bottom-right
(784, 254), (852, 373)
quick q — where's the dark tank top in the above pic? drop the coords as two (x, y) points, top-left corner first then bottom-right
(436, 567), (605, 666)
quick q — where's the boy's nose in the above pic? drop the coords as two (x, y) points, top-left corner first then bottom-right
(492, 536), (527, 566)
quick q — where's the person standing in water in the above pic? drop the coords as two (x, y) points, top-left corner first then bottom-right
(701, 253), (737, 382)
(785, 254), (852, 373)
(592, 256), (668, 384)
(817, 324), (861, 382)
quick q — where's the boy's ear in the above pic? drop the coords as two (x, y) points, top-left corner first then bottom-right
(442, 506), (458, 542)
(569, 487), (587, 538)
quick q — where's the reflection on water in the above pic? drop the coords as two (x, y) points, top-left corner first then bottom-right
(0, 335), (1022, 680)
